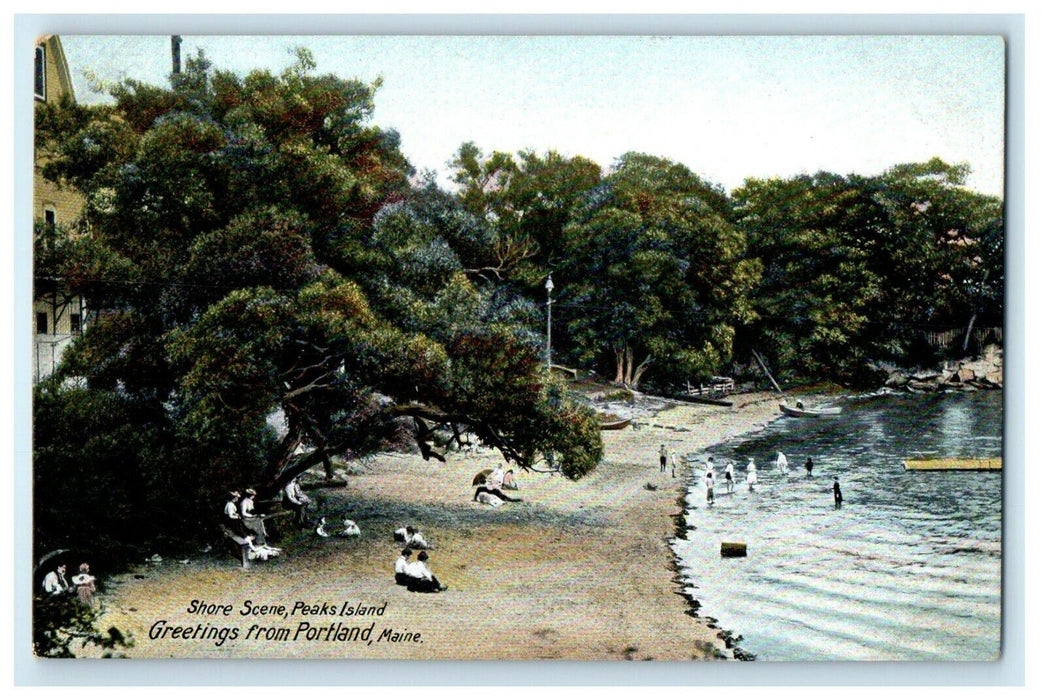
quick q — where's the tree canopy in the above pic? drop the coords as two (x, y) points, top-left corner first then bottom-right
(33, 50), (1003, 561)
(33, 50), (602, 558)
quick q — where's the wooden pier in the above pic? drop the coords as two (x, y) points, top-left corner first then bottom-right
(903, 458), (1001, 471)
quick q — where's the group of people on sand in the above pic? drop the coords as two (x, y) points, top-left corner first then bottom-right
(658, 445), (681, 477)
(473, 465), (522, 507)
(394, 548), (447, 593)
(392, 526), (447, 592)
(41, 561), (97, 606)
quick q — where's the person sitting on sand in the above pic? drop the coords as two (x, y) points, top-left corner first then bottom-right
(395, 549), (413, 585)
(474, 484), (522, 503)
(42, 564), (70, 596)
(488, 465), (506, 490)
(394, 526), (429, 549)
(475, 490), (504, 507)
(405, 551), (447, 593)
(244, 537), (282, 561)
(71, 563), (96, 607)
(502, 469), (519, 490)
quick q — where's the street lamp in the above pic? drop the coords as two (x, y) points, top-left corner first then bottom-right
(545, 274), (554, 372)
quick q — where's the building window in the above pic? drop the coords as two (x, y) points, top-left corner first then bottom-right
(70, 313), (82, 334)
(37, 312), (48, 334)
(44, 209), (56, 233)
(35, 45), (46, 101)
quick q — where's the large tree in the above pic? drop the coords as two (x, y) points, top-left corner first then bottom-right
(732, 159), (1004, 383)
(557, 153), (759, 389)
(33, 50), (601, 557)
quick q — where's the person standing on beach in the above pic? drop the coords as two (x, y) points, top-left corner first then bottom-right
(746, 463), (757, 490)
(659, 444), (668, 472)
(776, 451), (788, 474)
(805, 457), (814, 476)
(833, 477), (843, 508)
(670, 451), (679, 478)
(725, 461), (735, 493)
(705, 471), (715, 504)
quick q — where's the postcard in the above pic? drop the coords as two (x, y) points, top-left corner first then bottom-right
(29, 32), (1006, 664)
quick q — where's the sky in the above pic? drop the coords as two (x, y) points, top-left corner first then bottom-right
(58, 33), (1006, 197)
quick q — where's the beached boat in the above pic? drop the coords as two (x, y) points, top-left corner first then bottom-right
(903, 457), (1001, 471)
(600, 418), (633, 430)
(674, 393), (734, 407)
(779, 403), (842, 417)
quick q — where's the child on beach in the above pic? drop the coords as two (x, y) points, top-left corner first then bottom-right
(705, 472), (715, 504)
(725, 461), (735, 493)
(833, 477), (843, 507)
(747, 459), (757, 490)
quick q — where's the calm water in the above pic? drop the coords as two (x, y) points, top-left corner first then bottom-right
(673, 391), (1003, 661)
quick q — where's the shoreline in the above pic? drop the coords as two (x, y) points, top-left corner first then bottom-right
(93, 390), (794, 660)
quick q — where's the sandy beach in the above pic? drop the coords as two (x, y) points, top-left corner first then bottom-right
(96, 391), (789, 660)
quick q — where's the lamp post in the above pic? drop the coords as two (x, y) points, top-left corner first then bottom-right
(545, 274), (554, 372)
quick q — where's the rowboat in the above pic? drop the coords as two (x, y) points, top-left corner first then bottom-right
(674, 393), (734, 407)
(600, 418), (633, 430)
(779, 403), (842, 417)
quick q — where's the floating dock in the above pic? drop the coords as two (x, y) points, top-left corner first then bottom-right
(903, 458), (1001, 471)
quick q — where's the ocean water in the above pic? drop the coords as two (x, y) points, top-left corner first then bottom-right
(673, 391), (1003, 661)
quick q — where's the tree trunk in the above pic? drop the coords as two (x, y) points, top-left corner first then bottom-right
(624, 346), (634, 387)
(631, 355), (653, 389)
(962, 311), (978, 354)
(614, 348), (625, 384)
(262, 445), (337, 499)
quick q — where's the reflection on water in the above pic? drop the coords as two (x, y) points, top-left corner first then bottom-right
(674, 392), (1002, 661)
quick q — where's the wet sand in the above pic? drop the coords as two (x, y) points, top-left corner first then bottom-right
(97, 391), (788, 660)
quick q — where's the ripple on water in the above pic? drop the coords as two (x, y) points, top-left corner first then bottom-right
(675, 392), (1002, 661)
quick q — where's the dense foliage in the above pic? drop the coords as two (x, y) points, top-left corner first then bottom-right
(733, 159), (1003, 383)
(33, 50), (1003, 565)
(33, 51), (602, 562)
